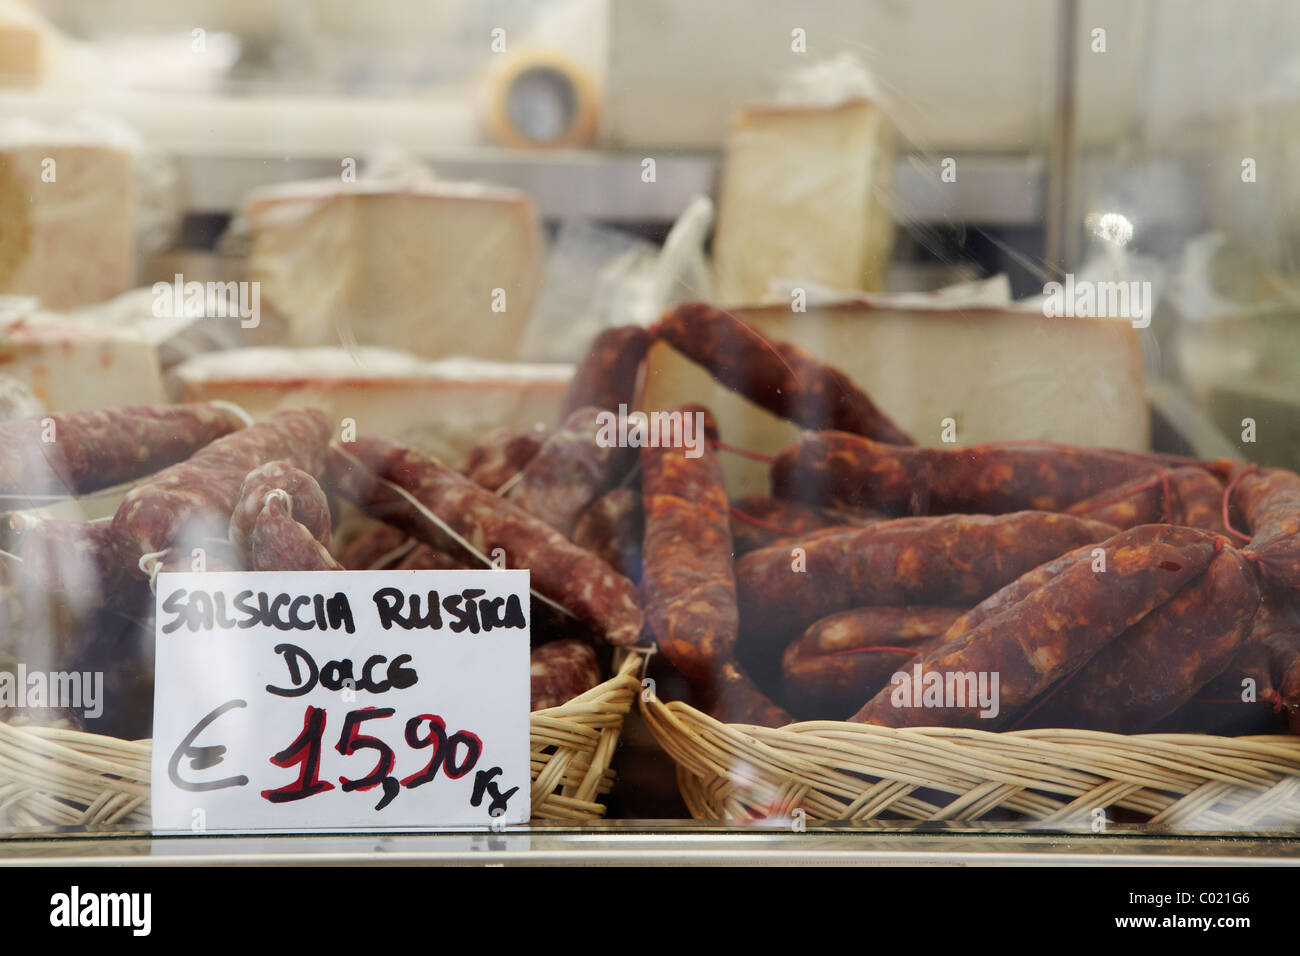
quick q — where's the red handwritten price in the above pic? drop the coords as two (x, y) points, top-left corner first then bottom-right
(257, 705), (500, 812)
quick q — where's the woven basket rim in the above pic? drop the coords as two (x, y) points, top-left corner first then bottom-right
(640, 693), (1300, 829)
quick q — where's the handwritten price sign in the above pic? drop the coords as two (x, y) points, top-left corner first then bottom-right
(150, 570), (531, 831)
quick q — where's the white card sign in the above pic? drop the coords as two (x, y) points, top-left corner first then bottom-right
(150, 569), (531, 831)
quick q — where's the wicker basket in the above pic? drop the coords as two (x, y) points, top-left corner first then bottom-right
(0, 652), (642, 829)
(641, 694), (1300, 830)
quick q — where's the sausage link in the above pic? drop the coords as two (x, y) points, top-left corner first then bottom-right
(247, 491), (344, 571)
(657, 303), (913, 443)
(335, 522), (411, 570)
(530, 638), (602, 710)
(562, 325), (652, 417)
(774, 431), (1210, 516)
(327, 436), (643, 646)
(641, 404), (790, 725)
(504, 406), (635, 536)
(1021, 547), (1259, 732)
(229, 461), (332, 558)
(113, 408), (331, 571)
(729, 494), (882, 554)
(392, 543), (469, 571)
(1066, 466), (1229, 534)
(461, 426), (547, 491)
(0, 402), (245, 497)
(8, 516), (124, 603)
(1232, 465), (1300, 592)
(849, 525), (1221, 728)
(571, 487), (643, 581)
(781, 606), (965, 719)
(736, 511), (1119, 652)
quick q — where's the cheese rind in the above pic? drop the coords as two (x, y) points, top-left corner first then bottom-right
(245, 180), (543, 361)
(0, 316), (165, 412)
(711, 99), (895, 305)
(169, 347), (571, 466)
(642, 302), (1148, 498)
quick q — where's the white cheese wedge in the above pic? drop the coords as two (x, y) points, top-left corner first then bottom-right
(642, 301), (1148, 498)
(0, 143), (136, 308)
(711, 99), (895, 305)
(244, 180), (543, 361)
(169, 347), (571, 466)
(0, 314), (165, 413)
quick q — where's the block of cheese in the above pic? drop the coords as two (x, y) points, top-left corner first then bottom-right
(0, 313), (165, 413)
(0, 142), (136, 308)
(711, 99), (895, 305)
(0, 14), (44, 84)
(169, 347), (570, 465)
(245, 180), (543, 361)
(642, 301), (1148, 498)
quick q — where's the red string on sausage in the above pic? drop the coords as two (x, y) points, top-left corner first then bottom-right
(1006, 659), (1092, 731)
(824, 645), (923, 658)
(728, 506), (797, 538)
(1070, 468), (1173, 521)
(710, 438), (777, 464)
(1193, 691), (1283, 713)
(1221, 463), (1258, 543)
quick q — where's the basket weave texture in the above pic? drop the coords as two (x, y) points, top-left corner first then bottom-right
(0, 653), (641, 829)
(641, 694), (1300, 830)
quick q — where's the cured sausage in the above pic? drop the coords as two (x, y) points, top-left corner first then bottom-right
(6, 516), (125, 604)
(326, 436), (643, 646)
(772, 431), (1208, 516)
(247, 490), (344, 572)
(1171, 468), (1231, 535)
(1067, 466), (1229, 534)
(849, 525), (1221, 728)
(1020, 546), (1259, 732)
(571, 487), (643, 581)
(641, 404), (790, 726)
(1231, 465), (1300, 591)
(735, 511), (1119, 649)
(461, 426), (547, 491)
(504, 406), (635, 536)
(392, 542), (469, 571)
(157, 541), (246, 575)
(656, 303), (913, 444)
(561, 325), (652, 417)
(529, 638), (602, 710)
(1156, 593), (1300, 734)
(112, 408), (331, 572)
(0, 402), (245, 497)
(781, 606), (965, 719)
(335, 522), (411, 570)
(729, 494), (882, 554)
(229, 461), (332, 557)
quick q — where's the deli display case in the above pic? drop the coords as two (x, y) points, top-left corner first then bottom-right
(1, 0), (1300, 874)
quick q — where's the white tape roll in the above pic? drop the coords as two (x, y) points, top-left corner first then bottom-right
(483, 47), (600, 150)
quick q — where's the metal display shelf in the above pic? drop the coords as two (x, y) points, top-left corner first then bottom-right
(0, 90), (1055, 224)
(2, 824), (1300, 866)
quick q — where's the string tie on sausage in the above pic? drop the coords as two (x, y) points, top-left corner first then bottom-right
(825, 645), (922, 659)
(138, 548), (172, 594)
(709, 438), (776, 464)
(729, 506), (798, 538)
(206, 399), (254, 428)
(1221, 463), (1259, 543)
(263, 488), (292, 514)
